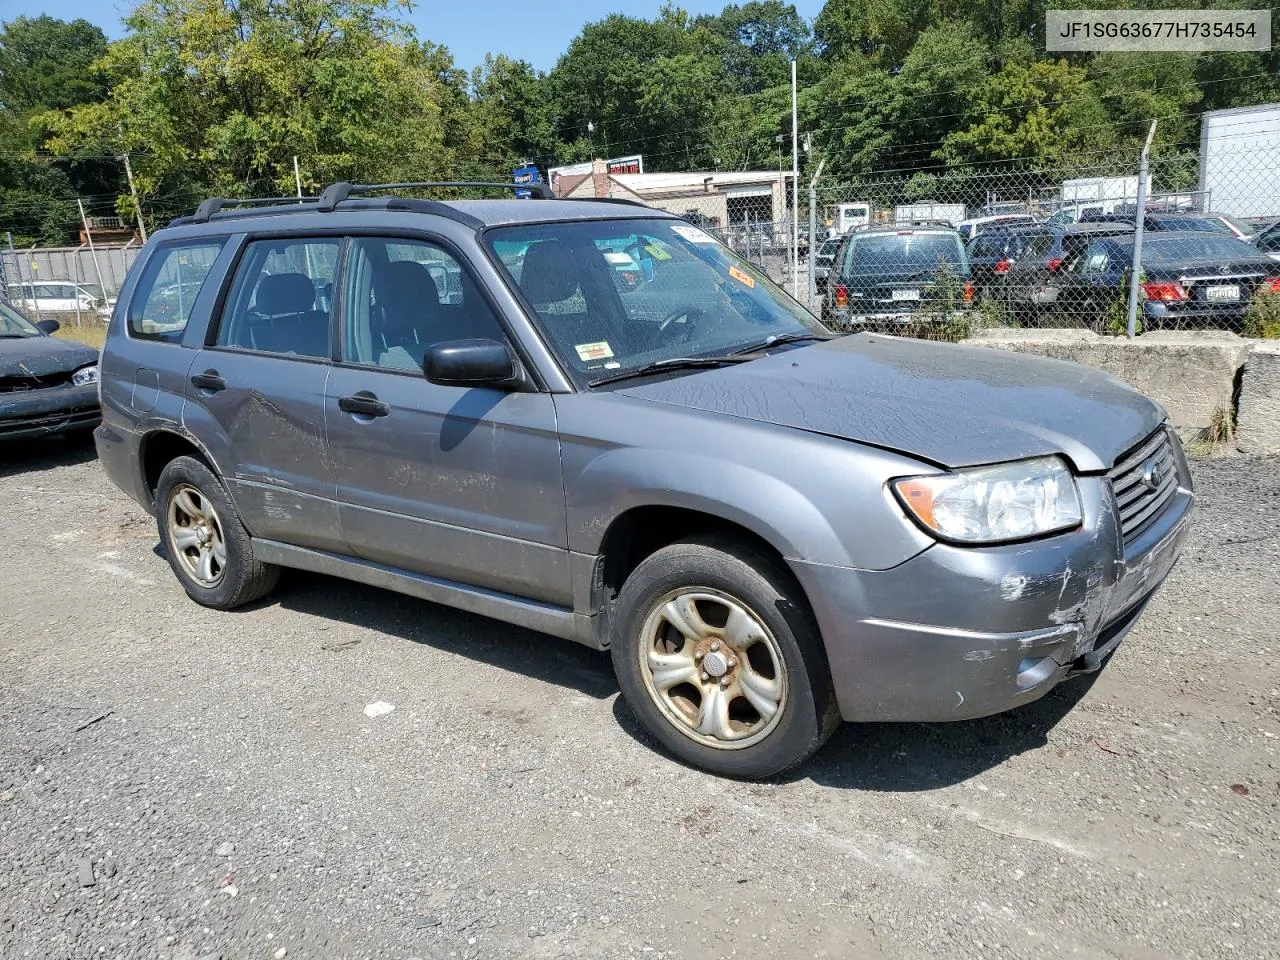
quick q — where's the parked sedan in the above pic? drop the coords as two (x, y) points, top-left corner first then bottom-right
(1045, 232), (1280, 331)
(823, 226), (973, 327)
(0, 301), (101, 440)
(6, 280), (114, 318)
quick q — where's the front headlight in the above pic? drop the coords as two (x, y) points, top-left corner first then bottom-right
(893, 456), (1082, 544)
(71, 364), (99, 386)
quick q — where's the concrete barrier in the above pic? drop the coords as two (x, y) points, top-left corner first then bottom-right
(970, 329), (1255, 442)
(1236, 341), (1280, 455)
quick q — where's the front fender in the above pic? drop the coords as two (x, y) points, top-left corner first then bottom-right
(554, 393), (938, 571)
(569, 445), (856, 566)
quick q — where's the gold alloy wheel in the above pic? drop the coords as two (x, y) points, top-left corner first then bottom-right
(166, 483), (227, 587)
(637, 588), (788, 750)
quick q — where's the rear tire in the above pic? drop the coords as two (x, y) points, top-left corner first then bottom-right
(154, 455), (279, 609)
(610, 536), (839, 778)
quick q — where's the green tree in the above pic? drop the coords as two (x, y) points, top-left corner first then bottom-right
(42, 0), (466, 223)
(939, 57), (1107, 166)
(695, 1), (818, 93)
(548, 8), (731, 169)
(463, 55), (561, 176)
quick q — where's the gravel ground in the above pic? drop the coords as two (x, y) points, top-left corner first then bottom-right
(1, 439), (1277, 960)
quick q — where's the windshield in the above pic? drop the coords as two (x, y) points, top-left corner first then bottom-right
(1136, 235), (1263, 262)
(842, 232), (967, 274)
(484, 218), (826, 386)
(78, 283), (106, 300)
(0, 300), (41, 336)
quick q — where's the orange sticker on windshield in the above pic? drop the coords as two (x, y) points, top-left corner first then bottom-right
(575, 341), (614, 361)
(729, 265), (756, 288)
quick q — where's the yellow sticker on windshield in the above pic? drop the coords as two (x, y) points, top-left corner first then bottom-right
(575, 341), (614, 362)
(729, 265), (756, 288)
(645, 243), (672, 261)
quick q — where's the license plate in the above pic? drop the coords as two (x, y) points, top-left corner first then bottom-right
(890, 288), (921, 301)
(1205, 284), (1239, 302)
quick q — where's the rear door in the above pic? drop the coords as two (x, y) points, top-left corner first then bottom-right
(323, 234), (570, 605)
(183, 235), (346, 552)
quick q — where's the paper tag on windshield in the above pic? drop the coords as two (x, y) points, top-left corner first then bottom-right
(575, 341), (614, 362)
(729, 265), (756, 288)
(671, 224), (716, 244)
(603, 251), (634, 265)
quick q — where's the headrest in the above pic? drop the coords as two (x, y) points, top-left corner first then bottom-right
(519, 240), (581, 305)
(254, 273), (315, 315)
(377, 260), (440, 316)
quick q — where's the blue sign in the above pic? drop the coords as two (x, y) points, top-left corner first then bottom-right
(513, 164), (541, 199)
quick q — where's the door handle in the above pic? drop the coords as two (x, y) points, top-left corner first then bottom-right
(338, 391), (390, 418)
(191, 370), (226, 392)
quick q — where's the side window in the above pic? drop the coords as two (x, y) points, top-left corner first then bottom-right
(341, 237), (507, 372)
(1258, 226), (1280, 253)
(1080, 243), (1110, 274)
(216, 238), (340, 359)
(128, 240), (226, 341)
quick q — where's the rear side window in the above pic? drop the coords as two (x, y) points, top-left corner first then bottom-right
(128, 241), (226, 342)
(216, 238), (341, 359)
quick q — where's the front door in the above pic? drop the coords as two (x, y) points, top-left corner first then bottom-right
(323, 235), (570, 606)
(183, 235), (346, 553)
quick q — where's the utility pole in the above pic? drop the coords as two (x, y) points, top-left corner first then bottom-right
(790, 58), (799, 299)
(77, 198), (107, 297)
(121, 151), (147, 243)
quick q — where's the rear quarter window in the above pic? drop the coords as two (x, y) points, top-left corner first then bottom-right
(128, 240), (226, 342)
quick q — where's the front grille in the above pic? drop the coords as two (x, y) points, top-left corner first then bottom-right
(1109, 428), (1178, 546)
(0, 371), (73, 393)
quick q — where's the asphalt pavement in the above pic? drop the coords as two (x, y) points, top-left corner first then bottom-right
(1, 439), (1277, 960)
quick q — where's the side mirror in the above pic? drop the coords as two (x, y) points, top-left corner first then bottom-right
(425, 338), (519, 388)
(37, 318), (60, 334)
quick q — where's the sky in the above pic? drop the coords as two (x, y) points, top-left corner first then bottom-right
(4, 0), (827, 73)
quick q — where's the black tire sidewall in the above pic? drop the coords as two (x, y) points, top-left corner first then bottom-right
(610, 540), (832, 779)
(154, 456), (252, 608)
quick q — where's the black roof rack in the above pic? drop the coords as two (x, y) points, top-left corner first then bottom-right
(317, 180), (553, 212)
(577, 196), (651, 209)
(188, 196), (318, 224)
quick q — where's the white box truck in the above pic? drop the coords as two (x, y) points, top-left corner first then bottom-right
(834, 202), (871, 234)
(1200, 103), (1280, 218)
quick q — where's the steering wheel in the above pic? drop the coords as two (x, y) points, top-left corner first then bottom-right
(658, 306), (704, 343)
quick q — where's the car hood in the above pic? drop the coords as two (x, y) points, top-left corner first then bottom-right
(0, 335), (98, 377)
(618, 334), (1165, 472)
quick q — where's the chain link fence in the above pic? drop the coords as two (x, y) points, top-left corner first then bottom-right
(657, 118), (1280, 341)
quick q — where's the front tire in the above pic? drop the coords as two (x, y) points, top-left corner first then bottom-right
(610, 536), (839, 778)
(154, 455), (279, 609)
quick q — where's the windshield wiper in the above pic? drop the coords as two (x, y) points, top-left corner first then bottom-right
(587, 355), (753, 388)
(729, 332), (832, 356)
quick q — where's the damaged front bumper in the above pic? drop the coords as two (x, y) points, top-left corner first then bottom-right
(0, 382), (101, 441)
(790, 437), (1194, 723)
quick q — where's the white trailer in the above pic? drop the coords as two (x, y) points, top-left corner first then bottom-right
(833, 202), (871, 234)
(1059, 176), (1148, 217)
(1200, 103), (1280, 218)
(892, 201), (966, 226)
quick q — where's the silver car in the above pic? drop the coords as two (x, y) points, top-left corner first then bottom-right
(95, 183), (1193, 778)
